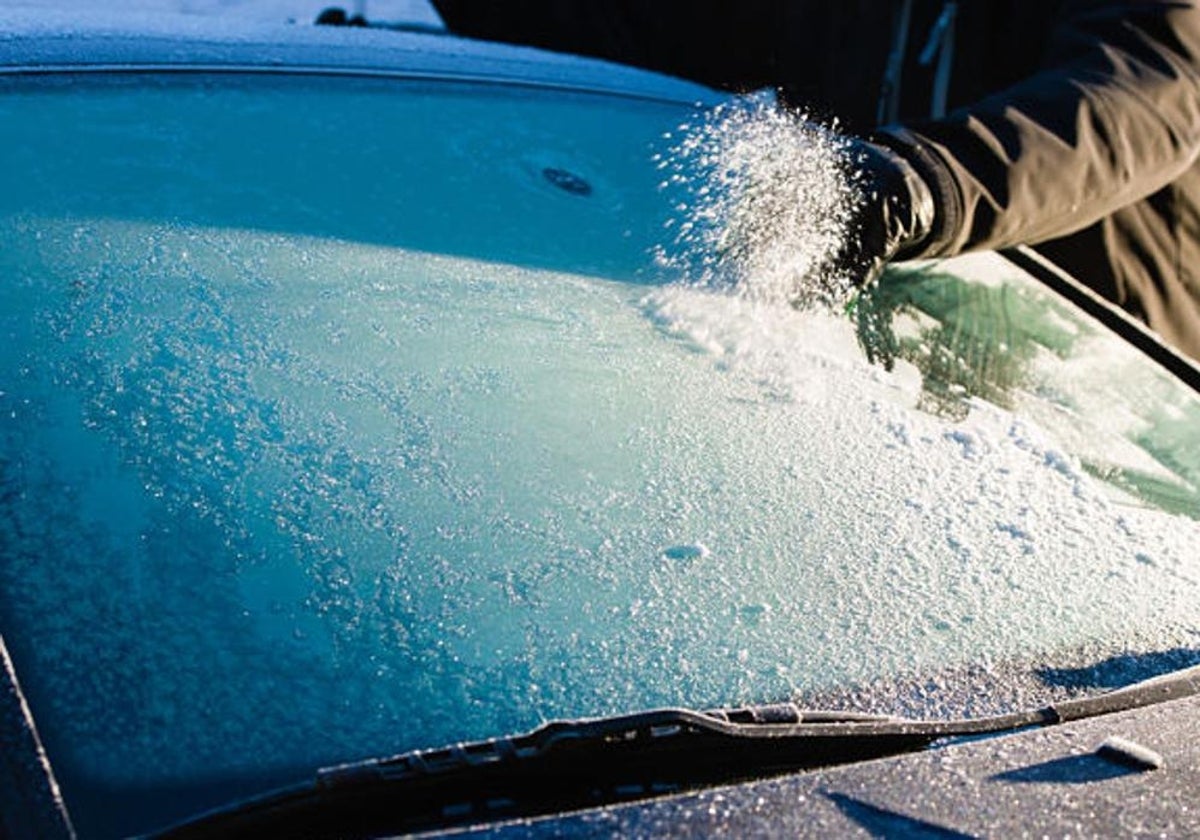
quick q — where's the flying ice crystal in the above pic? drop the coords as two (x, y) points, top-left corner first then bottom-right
(654, 93), (862, 308)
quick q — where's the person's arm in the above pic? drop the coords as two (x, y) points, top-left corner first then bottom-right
(884, 0), (1200, 259)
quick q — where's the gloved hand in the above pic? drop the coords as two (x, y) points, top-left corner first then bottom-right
(835, 137), (938, 287)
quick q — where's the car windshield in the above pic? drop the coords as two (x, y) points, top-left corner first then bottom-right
(1, 68), (1199, 838)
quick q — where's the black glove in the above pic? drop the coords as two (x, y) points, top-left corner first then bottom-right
(835, 137), (938, 287)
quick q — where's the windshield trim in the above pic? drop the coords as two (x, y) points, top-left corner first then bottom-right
(0, 63), (719, 109)
(0, 635), (75, 840)
(1001, 245), (1200, 394)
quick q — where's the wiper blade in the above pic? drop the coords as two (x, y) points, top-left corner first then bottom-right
(155, 665), (1200, 839)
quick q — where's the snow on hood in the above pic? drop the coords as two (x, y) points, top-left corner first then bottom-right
(0, 5), (722, 106)
(0, 0), (443, 27)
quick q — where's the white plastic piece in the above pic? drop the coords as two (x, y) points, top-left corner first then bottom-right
(1096, 736), (1164, 770)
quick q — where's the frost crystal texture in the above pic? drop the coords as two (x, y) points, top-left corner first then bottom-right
(655, 95), (861, 307)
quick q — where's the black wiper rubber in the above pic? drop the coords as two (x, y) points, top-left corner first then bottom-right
(154, 665), (1200, 839)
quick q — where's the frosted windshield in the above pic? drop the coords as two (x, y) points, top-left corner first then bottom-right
(1, 75), (1199, 838)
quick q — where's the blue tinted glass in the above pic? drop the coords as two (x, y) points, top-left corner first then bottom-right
(1, 74), (1198, 837)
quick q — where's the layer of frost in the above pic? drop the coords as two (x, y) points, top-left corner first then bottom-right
(4, 220), (1199, 785)
(0, 66), (1198, 839)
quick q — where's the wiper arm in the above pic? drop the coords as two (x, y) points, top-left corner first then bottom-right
(155, 664), (1200, 840)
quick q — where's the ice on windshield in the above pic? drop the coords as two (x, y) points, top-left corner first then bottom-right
(5, 218), (1200, 769)
(1, 75), (1199, 837)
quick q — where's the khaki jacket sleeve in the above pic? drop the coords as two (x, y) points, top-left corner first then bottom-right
(884, 0), (1200, 258)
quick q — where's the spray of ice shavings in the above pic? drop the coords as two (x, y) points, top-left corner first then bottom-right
(654, 93), (862, 308)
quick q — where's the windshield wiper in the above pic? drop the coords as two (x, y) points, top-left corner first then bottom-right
(154, 664), (1200, 839)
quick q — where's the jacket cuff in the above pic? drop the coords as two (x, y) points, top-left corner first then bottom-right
(872, 126), (964, 259)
